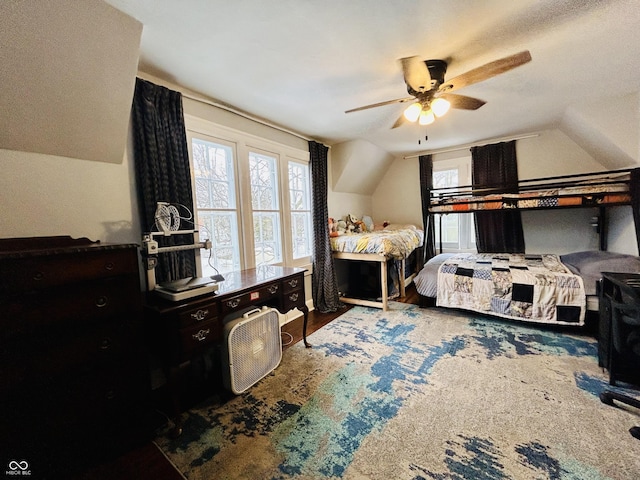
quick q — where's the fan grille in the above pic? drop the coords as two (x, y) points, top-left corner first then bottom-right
(224, 309), (282, 394)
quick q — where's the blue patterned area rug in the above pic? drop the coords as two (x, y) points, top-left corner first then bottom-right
(155, 303), (640, 479)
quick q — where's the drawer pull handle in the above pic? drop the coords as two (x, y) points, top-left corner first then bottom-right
(105, 262), (115, 271)
(268, 285), (279, 294)
(33, 271), (44, 281)
(289, 293), (299, 302)
(99, 338), (112, 350)
(96, 296), (108, 308)
(192, 329), (210, 342)
(288, 279), (298, 288)
(226, 299), (241, 309)
(191, 309), (209, 321)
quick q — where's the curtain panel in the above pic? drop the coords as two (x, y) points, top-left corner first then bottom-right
(471, 140), (525, 253)
(309, 141), (342, 313)
(132, 78), (196, 283)
(419, 154), (436, 262)
(631, 167), (640, 253)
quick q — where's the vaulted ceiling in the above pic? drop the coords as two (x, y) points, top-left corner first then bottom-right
(106, 0), (640, 157)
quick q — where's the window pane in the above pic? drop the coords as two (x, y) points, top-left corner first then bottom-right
(250, 152), (279, 210)
(288, 161), (311, 259)
(250, 152), (282, 265)
(441, 215), (459, 243)
(253, 212), (282, 265)
(192, 138), (241, 275)
(433, 168), (460, 246)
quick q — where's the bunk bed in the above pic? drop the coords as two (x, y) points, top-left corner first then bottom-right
(331, 224), (423, 311)
(414, 167), (640, 327)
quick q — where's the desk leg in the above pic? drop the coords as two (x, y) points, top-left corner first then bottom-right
(300, 305), (311, 348)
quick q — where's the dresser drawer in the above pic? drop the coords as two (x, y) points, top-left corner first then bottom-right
(178, 301), (219, 328)
(1, 315), (141, 394)
(2, 275), (142, 338)
(219, 281), (281, 315)
(0, 247), (138, 292)
(178, 318), (223, 360)
(282, 275), (303, 294)
(282, 289), (305, 312)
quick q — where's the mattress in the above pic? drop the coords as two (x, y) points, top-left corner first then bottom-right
(330, 225), (423, 260)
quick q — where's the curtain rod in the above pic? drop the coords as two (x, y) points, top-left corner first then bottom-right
(181, 91), (315, 143)
(402, 132), (540, 159)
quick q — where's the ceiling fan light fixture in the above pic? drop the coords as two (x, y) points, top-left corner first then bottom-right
(403, 102), (422, 122)
(432, 97), (451, 117)
(419, 109), (435, 125)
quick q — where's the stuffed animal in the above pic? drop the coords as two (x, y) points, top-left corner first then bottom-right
(346, 214), (365, 234)
(328, 217), (340, 237)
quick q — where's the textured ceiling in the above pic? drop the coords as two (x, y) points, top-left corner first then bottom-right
(105, 0), (640, 155)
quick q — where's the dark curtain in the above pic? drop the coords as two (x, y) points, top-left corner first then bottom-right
(131, 78), (196, 283)
(631, 168), (640, 253)
(419, 154), (436, 262)
(471, 140), (525, 253)
(309, 141), (342, 312)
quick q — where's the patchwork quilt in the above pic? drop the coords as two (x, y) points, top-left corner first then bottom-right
(436, 253), (586, 326)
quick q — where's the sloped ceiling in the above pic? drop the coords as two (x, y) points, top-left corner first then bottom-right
(0, 0), (142, 164)
(560, 93), (639, 170)
(104, 0), (640, 158)
(331, 140), (394, 195)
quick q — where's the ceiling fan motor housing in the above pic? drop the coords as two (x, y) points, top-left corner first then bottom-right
(407, 59), (448, 96)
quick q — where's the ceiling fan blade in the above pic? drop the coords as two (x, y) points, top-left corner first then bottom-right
(439, 50), (532, 93)
(391, 113), (407, 129)
(345, 97), (415, 114)
(400, 56), (432, 93)
(438, 93), (486, 110)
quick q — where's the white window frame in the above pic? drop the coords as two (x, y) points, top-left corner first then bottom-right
(433, 156), (476, 253)
(185, 115), (312, 275)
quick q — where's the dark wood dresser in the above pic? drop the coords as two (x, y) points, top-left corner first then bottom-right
(0, 236), (151, 477)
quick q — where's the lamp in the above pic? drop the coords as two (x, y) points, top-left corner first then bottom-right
(403, 97), (451, 125)
(419, 108), (435, 125)
(431, 97), (451, 117)
(403, 102), (422, 122)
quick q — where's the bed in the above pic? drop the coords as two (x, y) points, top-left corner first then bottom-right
(429, 169), (631, 213)
(330, 224), (424, 311)
(414, 251), (640, 327)
(415, 166), (640, 326)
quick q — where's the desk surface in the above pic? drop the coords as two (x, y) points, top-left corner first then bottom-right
(217, 266), (306, 296)
(145, 265), (306, 312)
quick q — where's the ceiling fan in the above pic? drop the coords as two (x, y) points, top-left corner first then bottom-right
(345, 50), (532, 128)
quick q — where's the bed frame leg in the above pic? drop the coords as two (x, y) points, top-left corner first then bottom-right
(381, 260), (388, 311)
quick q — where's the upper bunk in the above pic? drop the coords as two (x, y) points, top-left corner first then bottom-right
(427, 167), (636, 214)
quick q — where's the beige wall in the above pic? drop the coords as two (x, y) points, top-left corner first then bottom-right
(0, 146), (140, 244)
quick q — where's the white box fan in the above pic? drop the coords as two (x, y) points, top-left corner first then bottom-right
(222, 306), (282, 394)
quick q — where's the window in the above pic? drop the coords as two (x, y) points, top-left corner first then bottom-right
(433, 156), (475, 252)
(249, 151), (282, 266)
(186, 117), (311, 276)
(288, 160), (312, 259)
(191, 137), (241, 275)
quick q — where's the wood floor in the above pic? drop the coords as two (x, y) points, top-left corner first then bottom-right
(74, 286), (420, 480)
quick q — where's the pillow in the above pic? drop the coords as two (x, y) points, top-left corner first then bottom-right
(384, 223), (417, 231)
(560, 251), (640, 295)
(361, 215), (374, 232)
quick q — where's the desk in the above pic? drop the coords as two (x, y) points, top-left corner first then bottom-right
(599, 272), (640, 384)
(144, 266), (308, 435)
